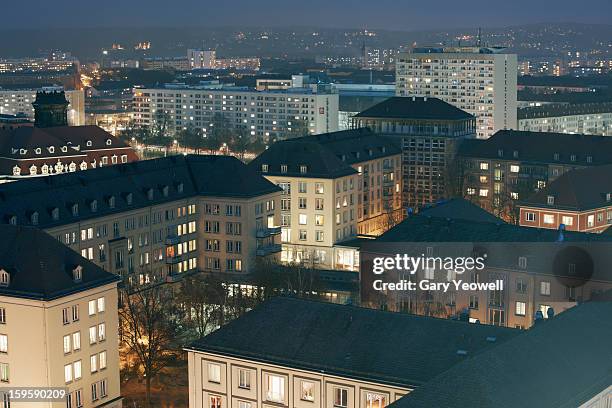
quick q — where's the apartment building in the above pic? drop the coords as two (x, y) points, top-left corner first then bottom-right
(132, 83), (338, 140)
(0, 224), (121, 408)
(0, 155), (281, 286)
(458, 130), (612, 221)
(187, 49), (216, 70)
(141, 57), (191, 71)
(185, 297), (518, 408)
(395, 47), (517, 139)
(518, 102), (612, 136)
(0, 87), (85, 126)
(352, 96), (476, 211)
(362, 199), (612, 329)
(519, 164), (612, 233)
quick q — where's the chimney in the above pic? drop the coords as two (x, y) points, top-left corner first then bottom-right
(32, 87), (69, 128)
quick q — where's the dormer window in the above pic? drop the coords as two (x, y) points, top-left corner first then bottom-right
(162, 185), (169, 197)
(71, 204), (79, 217)
(126, 193), (133, 205)
(547, 195), (555, 205)
(90, 200), (98, 212)
(108, 196), (116, 209)
(19, 149), (27, 155)
(300, 165), (307, 174)
(0, 270), (9, 287)
(513, 150), (519, 158)
(356, 152), (360, 159)
(382, 146), (386, 153)
(553, 153), (560, 161)
(147, 189), (154, 200)
(261, 164), (268, 173)
(497, 149), (504, 158)
(8, 216), (16, 226)
(280, 165), (288, 174)
(72, 265), (83, 282)
(51, 207), (60, 220)
(86, 140), (93, 147)
(35, 148), (42, 154)
(106, 139), (112, 146)
(368, 149), (373, 156)
(606, 193), (611, 202)
(48, 146), (55, 154)
(61, 146), (68, 153)
(177, 183), (184, 193)
(587, 155), (593, 163)
(570, 154), (576, 162)
(31, 211), (39, 225)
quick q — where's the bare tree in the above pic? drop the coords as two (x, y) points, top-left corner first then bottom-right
(119, 285), (180, 408)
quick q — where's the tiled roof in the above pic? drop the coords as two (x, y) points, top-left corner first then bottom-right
(521, 164), (612, 211)
(187, 297), (519, 388)
(0, 155), (280, 229)
(249, 128), (400, 178)
(0, 225), (119, 300)
(390, 301), (612, 408)
(459, 130), (612, 166)
(417, 198), (505, 223)
(354, 97), (474, 121)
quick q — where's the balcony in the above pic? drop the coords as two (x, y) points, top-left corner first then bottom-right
(256, 243), (282, 256)
(256, 226), (282, 238)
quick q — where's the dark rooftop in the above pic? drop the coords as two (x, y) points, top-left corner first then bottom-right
(520, 164), (612, 211)
(390, 301), (612, 408)
(354, 97), (474, 121)
(0, 155), (280, 229)
(187, 296), (519, 388)
(417, 198), (505, 223)
(459, 130), (612, 166)
(0, 225), (119, 300)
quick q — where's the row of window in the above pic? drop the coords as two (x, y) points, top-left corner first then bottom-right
(64, 352), (107, 383)
(65, 378), (108, 408)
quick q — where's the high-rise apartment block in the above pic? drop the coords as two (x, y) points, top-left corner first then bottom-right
(0, 224), (122, 408)
(133, 84), (338, 140)
(395, 47), (517, 139)
(187, 49), (217, 69)
(352, 97), (476, 211)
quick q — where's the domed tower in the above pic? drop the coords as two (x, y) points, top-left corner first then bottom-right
(32, 87), (69, 128)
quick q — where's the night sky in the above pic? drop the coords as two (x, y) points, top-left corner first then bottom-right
(3, 0), (612, 30)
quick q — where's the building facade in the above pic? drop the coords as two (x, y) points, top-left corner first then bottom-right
(186, 297), (517, 408)
(0, 225), (121, 408)
(133, 84), (338, 140)
(518, 102), (612, 136)
(0, 155), (281, 287)
(187, 50), (217, 70)
(519, 164), (612, 233)
(458, 130), (612, 221)
(395, 47), (517, 139)
(352, 97), (476, 211)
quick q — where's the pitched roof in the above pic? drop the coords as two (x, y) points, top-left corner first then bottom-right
(187, 297), (519, 388)
(354, 97), (474, 121)
(249, 128), (400, 178)
(459, 130), (612, 166)
(390, 301), (612, 408)
(249, 140), (357, 179)
(417, 198), (505, 223)
(521, 164), (612, 211)
(0, 225), (119, 300)
(0, 155), (280, 229)
(0, 125), (132, 159)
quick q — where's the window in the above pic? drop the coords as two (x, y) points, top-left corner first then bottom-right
(561, 216), (573, 226)
(100, 379), (107, 398)
(90, 355), (97, 373)
(97, 352), (107, 371)
(543, 214), (555, 224)
(299, 214), (307, 225)
(0, 271), (8, 288)
(298, 181), (307, 193)
(64, 335), (71, 354)
(469, 295), (479, 309)
(89, 327), (97, 344)
(266, 375), (285, 403)
(210, 396), (222, 408)
(91, 382), (98, 401)
(63, 308), (70, 325)
(73, 332), (81, 351)
(518, 256), (527, 269)
(0, 363), (8, 383)
(88, 300), (96, 316)
(238, 368), (250, 389)
(261, 164), (268, 172)
(98, 323), (106, 341)
(65, 364), (72, 383)
(238, 402), (251, 408)
(540, 281), (551, 296)
(365, 392), (386, 408)
(75, 390), (83, 408)
(72, 305), (79, 322)
(208, 363), (221, 383)
(515, 301), (526, 316)
(510, 165), (519, 173)
(516, 278), (527, 293)
(74, 360), (82, 380)
(315, 183), (324, 194)
(479, 189), (488, 197)
(300, 380), (315, 401)
(0, 308), (6, 324)
(0, 335), (7, 353)
(334, 387), (348, 408)
(547, 195), (555, 205)
(480, 162), (489, 170)
(540, 304), (552, 318)
(97, 297), (105, 313)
